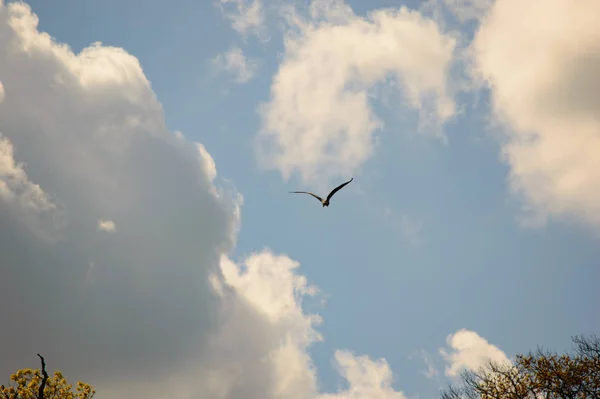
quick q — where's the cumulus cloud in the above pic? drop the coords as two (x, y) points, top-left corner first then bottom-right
(440, 329), (511, 377)
(256, 0), (457, 186)
(0, 0), (237, 388)
(471, 0), (600, 229)
(212, 47), (259, 83)
(97, 219), (116, 232)
(216, 0), (267, 40)
(0, 2), (411, 399)
(216, 252), (322, 399)
(319, 351), (407, 399)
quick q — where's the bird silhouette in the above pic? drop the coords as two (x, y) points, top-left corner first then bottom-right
(289, 178), (353, 207)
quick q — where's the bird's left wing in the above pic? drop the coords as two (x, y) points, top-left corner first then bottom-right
(326, 177), (353, 202)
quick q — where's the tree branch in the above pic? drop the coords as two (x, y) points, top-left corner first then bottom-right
(36, 354), (49, 399)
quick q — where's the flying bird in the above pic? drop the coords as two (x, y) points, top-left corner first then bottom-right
(289, 178), (353, 207)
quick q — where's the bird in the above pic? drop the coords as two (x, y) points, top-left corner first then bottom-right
(289, 178), (353, 207)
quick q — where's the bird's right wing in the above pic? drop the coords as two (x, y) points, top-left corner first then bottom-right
(289, 191), (324, 203)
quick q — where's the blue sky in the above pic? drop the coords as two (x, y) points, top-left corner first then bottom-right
(1, 0), (599, 398)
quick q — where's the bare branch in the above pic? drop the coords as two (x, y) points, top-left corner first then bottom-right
(36, 354), (49, 399)
(573, 334), (600, 359)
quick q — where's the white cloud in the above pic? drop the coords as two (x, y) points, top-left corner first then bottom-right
(0, 80), (4, 103)
(217, 0), (267, 40)
(221, 251), (320, 327)
(256, 0), (457, 186)
(440, 329), (511, 377)
(471, 0), (600, 229)
(218, 251), (321, 399)
(97, 219), (116, 232)
(196, 142), (217, 183)
(319, 351), (407, 399)
(213, 47), (259, 83)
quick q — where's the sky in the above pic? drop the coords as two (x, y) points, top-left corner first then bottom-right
(0, 0), (599, 398)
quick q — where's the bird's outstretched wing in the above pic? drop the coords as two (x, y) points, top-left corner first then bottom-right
(326, 177), (353, 202)
(289, 191), (324, 203)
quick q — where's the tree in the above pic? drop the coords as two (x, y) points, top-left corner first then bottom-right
(1, 355), (95, 399)
(441, 335), (600, 399)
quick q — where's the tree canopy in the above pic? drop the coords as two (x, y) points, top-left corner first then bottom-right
(1, 355), (95, 399)
(442, 335), (600, 399)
